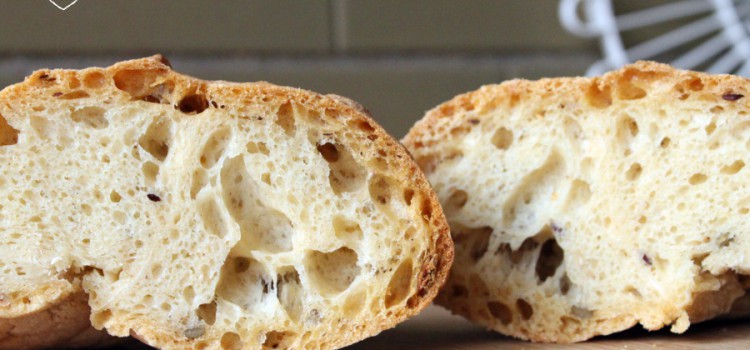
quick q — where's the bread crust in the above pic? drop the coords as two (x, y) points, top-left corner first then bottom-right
(0, 292), (115, 350)
(403, 61), (750, 342)
(0, 55), (453, 349)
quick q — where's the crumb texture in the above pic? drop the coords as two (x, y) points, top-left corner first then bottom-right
(0, 56), (451, 350)
(404, 61), (750, 342)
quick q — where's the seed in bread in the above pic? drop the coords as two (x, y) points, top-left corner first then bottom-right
(403, 61), (750, 342)
(0, 55), (452, 350)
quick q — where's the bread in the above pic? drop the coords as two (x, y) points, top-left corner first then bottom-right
(403, 61), (750, 343)
(0, 55), (452, 350)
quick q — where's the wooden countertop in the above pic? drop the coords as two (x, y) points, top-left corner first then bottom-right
(349, 306), (749, 350)
(112, 305), (749, 349)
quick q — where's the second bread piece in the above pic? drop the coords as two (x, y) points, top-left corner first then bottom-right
(403, 62), (750, 342)
(0, 56), (453, 350)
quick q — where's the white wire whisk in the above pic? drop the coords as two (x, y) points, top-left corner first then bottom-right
(559, 0), (750, 76)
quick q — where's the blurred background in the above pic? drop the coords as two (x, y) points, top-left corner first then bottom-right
(3, 0), (726, 137)
(0, 0), (613, 138)
(3, 0), (742, 137)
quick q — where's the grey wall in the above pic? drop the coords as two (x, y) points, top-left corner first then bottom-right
(0, 0), (602, 137)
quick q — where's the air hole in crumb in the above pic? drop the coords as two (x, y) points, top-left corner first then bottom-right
(625, 286), (642, 298)
(319, 140), (366, 194)
(57, 90), (89, 100)
(263, 331), (295, 350)
(197, 196), (227, 238)
(220, 332), (243, 350)
(37, 73), (55, 83)
(190, 168), (209, 199)
(70, 106), (108, 129)
(83, 71), (107, 89)
(445, 189), (468, 213)
(356, 120), (376, 133)
(343, 289), (367, 319)
(150, 264), (162, 277)
(491, 127), (513, 150)
(721, 160), (745, 175)
(58, 91), (90, 100)
(217, 257), (269, 309)
(233, 257), (251, 273)
(221, 155), (294, 252)
(616, 78), (647, 100)
(142, 161), (160, 184)
(92, 309), (112, 326)
(113, 68), (164, 98)
(503, 151), (564, 228)
(569, 307), (593, 320)
(277, 268), (303, 322)
(385, 259), (414, 308)
(0, 114), (19, 147)
(275, 102), (296, 136)
(178, 94), (209, 114)
(305, 248), (360, 296)
(317, 142), (339, 162)
(585, 82), (612, 108)
(333, 216), (363, 241)
(455, 226), (493, 262)
(420, 196), (433, 221)
(516, 299), (533, 320)
(616, 115), (639, 150)
(626, 163), (642, 181)
(200, 127), (231, 168)
(140, 82), (174, 104)
(183, 326), (204, 339)
(368, 174), (411, 220)
(139, 117), (173, 161)
(29, 115), (55, 139)
(686, 77), (704, 91)
(487, 301), (513, 325)
(182, 286), (195, 303)
(110, 191), (122, 203)
(403, 189), (415, 206)
(565, 179), (591, 210)
(246, 141), (269, 155)
(705, 122), (717, 135)
(689, 173), (708, 185)
(536, 238), (564, 283)
(560, 273), (572, 295)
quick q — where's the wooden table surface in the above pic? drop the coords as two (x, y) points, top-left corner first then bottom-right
(112, 305), (749, 349)
(348, 306), (749, 350)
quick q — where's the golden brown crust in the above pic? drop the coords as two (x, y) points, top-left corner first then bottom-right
(403, 61), (750, 343)
(0, 55), (453, 350)
(404, 61), (750, 158)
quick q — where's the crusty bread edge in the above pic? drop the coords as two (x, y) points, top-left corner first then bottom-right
(402, 61), (750, 342)
(0, 55), (454, 350)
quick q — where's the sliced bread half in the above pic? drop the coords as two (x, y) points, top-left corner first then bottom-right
(0, 56), (452, 350)
(403, 62), (750, 342)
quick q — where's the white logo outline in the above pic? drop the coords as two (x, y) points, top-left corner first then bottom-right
(48, 0), (79, 11)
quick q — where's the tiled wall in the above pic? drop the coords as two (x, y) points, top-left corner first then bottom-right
(0, 0), (602, 137)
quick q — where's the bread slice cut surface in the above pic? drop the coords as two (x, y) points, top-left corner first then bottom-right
(403, 61), (750, 343)
(0, 55), (452, 350)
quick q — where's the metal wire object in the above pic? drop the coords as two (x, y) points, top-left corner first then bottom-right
(559, 0), (750, 76)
